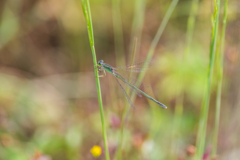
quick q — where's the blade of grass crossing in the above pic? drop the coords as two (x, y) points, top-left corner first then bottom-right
(115, 38), (138, 160)
(128, 0), (146, 60)
(170, 0), (199, 156)
(123, 0), (179, 128)
(195, 0), (221, 159)
(116, 0), (145, 158)
(212, 0), (228, 156)
(81, 1), (110, 160)
(133, 0), (179, 93)
(185, 0), (199, 57)
(120, 0), (180, 155)
(112, 0), (126, 67)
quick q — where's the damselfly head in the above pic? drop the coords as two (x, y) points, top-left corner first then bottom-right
(98, 60), (104, 66)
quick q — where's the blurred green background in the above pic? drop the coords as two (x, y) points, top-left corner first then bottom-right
(0, 0), (239, 159)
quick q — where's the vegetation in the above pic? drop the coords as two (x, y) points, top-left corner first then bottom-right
(0, 0), (237, 160)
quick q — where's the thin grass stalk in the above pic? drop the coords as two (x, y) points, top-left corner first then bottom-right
(171, 0), (199, 155)
(195, 0), (221, 159)
(128, 0), (146, 60)
(212, 0), (228, 156)
(135, 0), (179, 82)
(120, 0), (179, 135)
(117, 0), (179, 156)
(132, 0), (179, 94)
(115, 38), (138, 160)
(81, 1), (110, 160)
(170, 0), (199, 156)
(120, 0), (145, 137)
(185, 0), (199, 57)
(112, 0), (126, 67)
(119, 0), (180, 129)
(117, 0), (179, 157)
(116, 0), (145, 158)
(170, 97), (183, 158)
(115, 1), (145, 158)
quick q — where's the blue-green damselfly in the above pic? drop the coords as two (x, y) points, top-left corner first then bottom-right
(97, 60), (167, 109)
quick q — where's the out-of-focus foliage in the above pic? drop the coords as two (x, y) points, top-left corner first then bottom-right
(0, 0), (239, 160)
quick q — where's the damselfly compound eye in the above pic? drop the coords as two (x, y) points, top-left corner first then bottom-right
(98, 60), (103, 66)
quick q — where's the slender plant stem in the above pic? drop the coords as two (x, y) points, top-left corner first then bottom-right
(170, 0), (199, 156)
(118, 1), (179, 146)
(169, 0), (199, 157)
(112, 0), (126, 67)
(212, 0), (228, 156)
(170, 96), (183, 159)
(134, 0), (179, 90)
(128, 0), (146, 60)
(115, 38), (138, 160)
(116, 0), (145, 158)
(118, 0), (179, 155)
(195, 0), (221, 159)
(121, 0), (179, 122)
(118, 0), (179, 156)
(185, 0), (199, 57)
(81, 0), (110, 160)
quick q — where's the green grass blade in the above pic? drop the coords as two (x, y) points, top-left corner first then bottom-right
(115, 38), (138, 160)
(185, 0), (199, 57)
(212, 0), (228, 156)
(195, 0), (221, 159)
(118, 0), (179, 156)
(133, 0), (179, 92)
(81, 0), (110, 160)
(170, 0), (199, 156)
(112, 0), (126, 67)
(116, 0), (145, 158)
(128, 0), (146, 60)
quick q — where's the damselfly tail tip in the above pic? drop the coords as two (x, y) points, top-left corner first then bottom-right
(157, 102), (167, 109)
(161, 105), (167, 109)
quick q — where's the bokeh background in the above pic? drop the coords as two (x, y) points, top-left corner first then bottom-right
(0, 0), (239, 159)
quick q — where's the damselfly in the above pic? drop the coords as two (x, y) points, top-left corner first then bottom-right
(97, 60), (167, 109)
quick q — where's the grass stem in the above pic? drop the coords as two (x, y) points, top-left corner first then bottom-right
(212, 0), (228, 156)
(112, 0), (126, 67)
(195, 0), (221, 159)
(81, 0), (110, 159)
(115, 38), (138, 160)
(134, 0), (179, 90)
(170, 0), (199, 156)
(185, 0), (199, 57)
